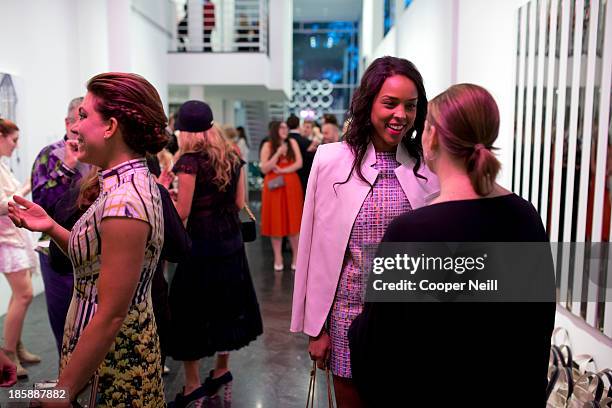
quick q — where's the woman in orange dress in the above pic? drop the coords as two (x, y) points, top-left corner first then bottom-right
(260, 121), (303, 271)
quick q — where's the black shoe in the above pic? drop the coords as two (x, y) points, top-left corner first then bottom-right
(202, 370), (233, 397)
(167, 384), (206, 408)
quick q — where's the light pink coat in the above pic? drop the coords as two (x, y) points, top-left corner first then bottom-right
(290, 141), (439, 336)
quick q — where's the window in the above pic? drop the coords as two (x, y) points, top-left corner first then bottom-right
(0, 74), (17, 121)
(384, 0), (396, 35)
(291, 21), (359, 124)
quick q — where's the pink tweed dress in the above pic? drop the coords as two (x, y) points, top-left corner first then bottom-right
(328, 151), (412, 378)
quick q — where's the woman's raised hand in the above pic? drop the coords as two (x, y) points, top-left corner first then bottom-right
(158, 169), (175, 189)
(277, 142), (288, 156)
(8, 195), (55, 233)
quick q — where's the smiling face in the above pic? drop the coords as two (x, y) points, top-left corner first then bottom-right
(0, 131), (19, 158)
(70, 92), (111, 167)
(370, 74), (418, 151)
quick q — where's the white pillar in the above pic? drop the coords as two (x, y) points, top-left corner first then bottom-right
(361, 0), (385, 61)
(188, 0), (204, 51)
(268, 0), (293, 98)
(107, 0), (132, 71)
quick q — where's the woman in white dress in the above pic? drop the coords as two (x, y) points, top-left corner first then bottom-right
(0, 118), (39, 378)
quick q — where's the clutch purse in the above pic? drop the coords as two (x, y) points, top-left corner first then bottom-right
(240, 204), (257, 242)
(267, 175), (285, 190)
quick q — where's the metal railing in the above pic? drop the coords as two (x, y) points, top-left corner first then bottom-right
(172, 0), (268, 53)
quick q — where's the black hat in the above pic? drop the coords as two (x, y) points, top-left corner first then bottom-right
(175, 100), (214, 132)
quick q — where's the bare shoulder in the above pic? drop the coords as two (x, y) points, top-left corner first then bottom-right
(260, 141), (272, 158)
(288, 137), (299, 147)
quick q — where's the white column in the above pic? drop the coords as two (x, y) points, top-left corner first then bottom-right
(268, 0), (292, 98)
(361, 0), (385, 66)
(188, 0), (204, 51)
(107, 0), (132, 71)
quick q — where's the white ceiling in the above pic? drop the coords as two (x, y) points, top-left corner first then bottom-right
(293, 0), (362, 22)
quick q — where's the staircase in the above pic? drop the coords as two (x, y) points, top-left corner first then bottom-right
(243, 101), (269, 150)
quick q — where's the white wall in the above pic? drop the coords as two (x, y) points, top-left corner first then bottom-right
(394, 0), (454, 98)
(371, 26), (396, 62)
(77, 0), (110, 86)
(0, 0), (172, 317)
(0, 0), (81, 314)
(555, 306), (612, 371)
(268, 0), (293, 99)
(364, 0), (520, 186)
(130, 0), (173, 108)
(363, 0), (453, 97)
(455, 0), (528, 188)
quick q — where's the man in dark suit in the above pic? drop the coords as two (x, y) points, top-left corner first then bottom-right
(287, 115), (317, 196)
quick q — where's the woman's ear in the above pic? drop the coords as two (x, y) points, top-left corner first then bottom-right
(104, 117), (119, 140)
(428, 125), (439, 152)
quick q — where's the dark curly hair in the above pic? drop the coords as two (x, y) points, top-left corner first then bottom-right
(338, 56), (428, 190)
(87, 72), (168, 155)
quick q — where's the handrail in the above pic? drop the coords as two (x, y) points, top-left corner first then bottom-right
(171, 0), (268, 53)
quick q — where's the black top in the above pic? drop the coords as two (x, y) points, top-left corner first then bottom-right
(49, 180), (83, 274)
(288, 131), (315, 191)
(349, 194), (556, 407)
(172, 152), (243, 255)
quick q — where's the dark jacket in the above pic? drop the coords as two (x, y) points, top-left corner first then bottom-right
(288, 130), (316, 194)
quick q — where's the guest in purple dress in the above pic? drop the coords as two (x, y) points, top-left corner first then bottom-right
(291, 56), (439, 407)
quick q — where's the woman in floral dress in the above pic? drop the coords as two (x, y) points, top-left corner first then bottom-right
(9, 72), (169, 406)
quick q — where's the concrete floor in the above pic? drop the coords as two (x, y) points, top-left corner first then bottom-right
(0, 201), (331, 407)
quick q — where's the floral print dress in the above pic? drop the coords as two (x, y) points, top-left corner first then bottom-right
(60, 158), (165, 406)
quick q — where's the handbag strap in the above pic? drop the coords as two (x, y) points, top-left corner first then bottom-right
(550, 346), (561, 367)
(552, 327), (571, 347)
(547, 366), (560, 400)
(598, 369), (612, 398)
(243, 204), (256, 222)
(306, 361), (317, 408)
(306, 362), (336, 408)
(325, 367), (336, 408)
(88, 373), (100, 407)
(559, 344), (574, 368)
(551, 345), (568, 367)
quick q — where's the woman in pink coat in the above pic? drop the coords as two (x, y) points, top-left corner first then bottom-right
(290, 57), (439, 407)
